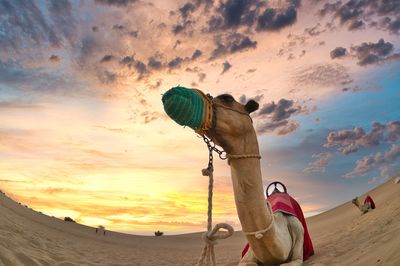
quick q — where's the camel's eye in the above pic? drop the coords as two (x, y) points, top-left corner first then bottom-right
(217, 94), (234, 103)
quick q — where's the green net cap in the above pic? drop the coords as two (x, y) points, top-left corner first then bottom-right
(162, 86), (204, 130)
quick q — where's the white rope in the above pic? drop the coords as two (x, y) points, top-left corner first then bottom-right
(195, 168), (234, 266)
(243, 220), (273, 239)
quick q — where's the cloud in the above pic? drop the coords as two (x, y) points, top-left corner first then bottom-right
(167, 57), (184, 69)
(206, 0), (301, 32)
(221, 61), (232, 74)
(210, 33), (257, 59)
(303, 152), (332, 173)
(318, 0), (400, 34)
(100, 54), (114, 63)
(324, 121), (400, 155)
(330, 47), (347, 59)
(191, 49), (203, 60)
(49, 54), (63, 63)
(291, 63), (352, 88)
(148, 56), (163, 70)
(94, 0), (138, 7)
(179, 2), (196, 19)
(345, 144), (400, 178)
(257, 6), (298, 31)
(348, 19), (364, 31)
(112, 24), (124, 31)
(255, 98), (303, 135)
(350, 38), (396, 66)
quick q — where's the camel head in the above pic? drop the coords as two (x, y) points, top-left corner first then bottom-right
(204, 94), (259, 154)
(161, 87), (259, 154)
(351, 197), (359, 206)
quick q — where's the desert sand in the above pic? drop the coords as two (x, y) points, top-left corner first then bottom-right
(0, 177), (399, 266)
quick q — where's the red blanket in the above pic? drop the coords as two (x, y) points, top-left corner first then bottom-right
(241, 193), (314, 261)
(364, 195), (375, 209)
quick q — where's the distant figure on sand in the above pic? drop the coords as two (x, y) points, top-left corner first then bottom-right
(96, 225), (106, 236)
(352, 195), (375, 214)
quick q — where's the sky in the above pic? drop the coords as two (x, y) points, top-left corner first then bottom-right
(0, 0), (399, 235)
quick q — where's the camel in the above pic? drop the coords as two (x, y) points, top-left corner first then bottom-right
(351, 196), (373, 214)
(203, 94), (305, 266)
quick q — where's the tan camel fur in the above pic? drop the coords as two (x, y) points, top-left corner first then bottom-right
(351, 197), (371, 214)
(204, 94), (304, 266)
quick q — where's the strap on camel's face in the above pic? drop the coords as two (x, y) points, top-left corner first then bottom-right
(204, 94), (259, 151)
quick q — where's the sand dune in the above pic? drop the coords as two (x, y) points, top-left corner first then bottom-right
(0, 177), (399, 266)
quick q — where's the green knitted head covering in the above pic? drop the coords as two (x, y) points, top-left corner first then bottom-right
(162, 86), (205, 130)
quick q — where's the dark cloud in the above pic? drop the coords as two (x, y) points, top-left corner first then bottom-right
(258, 99), (301, 121)
(221, 61), (232, 74)
(348, 19), (364, 30)
(148, 56), (163, 70)
(324, 121), (400, 155)
(206, 0), (300, 32)
(112, 24), (124, 31)
(330, 47), (347, 59)
(191, 49), (203, 60)
(350, 38), (394, 66)
(257, 6), (298, 31)
(120, 55), (135, 67)
(255, 98), (303, 135)
(168, 57), (184, 69)
(179, 2), (196, 19)
(134, 60), (147, 79)
(210, 33), (257, 59)
(49, 54), (63, 63)
(94, 0), (138, 7)
(384, 17), (400, 34)
(257, 120), (299, 135)
(318, 0), (400, 34)
(100, 55), (114, 63)
(172, 21), (193, 34)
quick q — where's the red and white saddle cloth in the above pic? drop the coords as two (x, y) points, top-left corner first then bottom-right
(364, 195), (375, 209)
(241, 193), (314, 261)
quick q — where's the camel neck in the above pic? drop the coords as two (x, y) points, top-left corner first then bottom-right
(228, 132), (272, 232)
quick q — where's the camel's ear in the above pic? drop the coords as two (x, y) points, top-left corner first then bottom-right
(245, 100), (259, 113)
